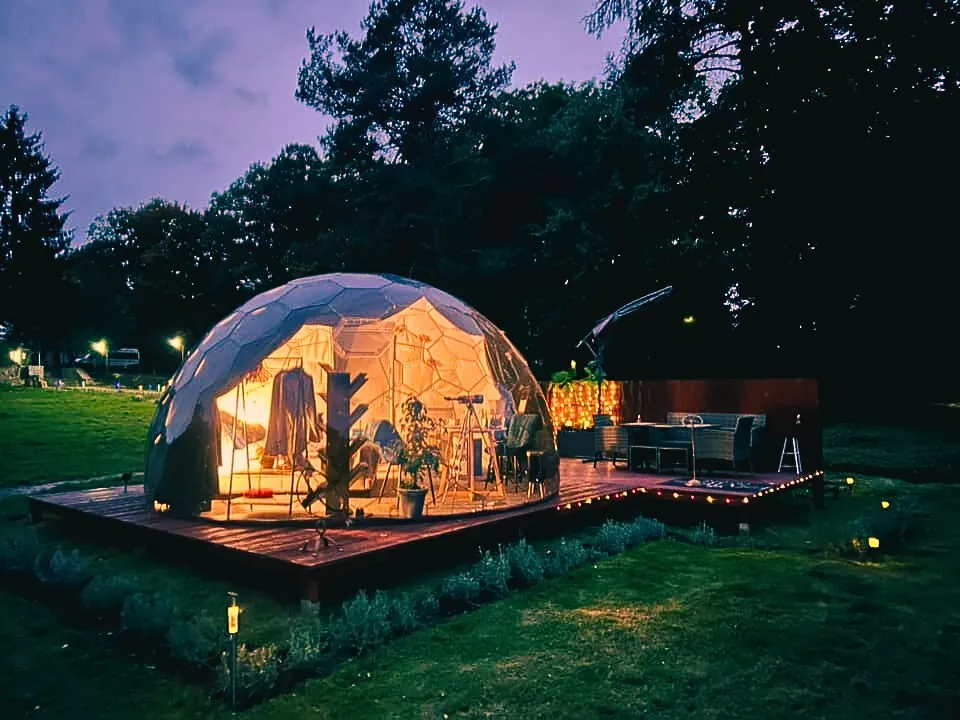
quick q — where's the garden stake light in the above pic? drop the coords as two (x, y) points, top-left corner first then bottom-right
(226, 592), (240, 708)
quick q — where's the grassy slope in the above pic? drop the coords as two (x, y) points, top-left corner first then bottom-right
(0, 388), (156, 487)
(2, 389), (959, 718)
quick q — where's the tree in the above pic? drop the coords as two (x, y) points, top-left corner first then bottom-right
(72, 200), (208, 369)
(207, 144), (339, 295)
(0, 105), (71, 350)
(296, 0), (514, 169)
(584, 0), (960, 384)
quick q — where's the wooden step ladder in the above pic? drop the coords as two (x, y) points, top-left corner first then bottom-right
(778, 412), (803, 474)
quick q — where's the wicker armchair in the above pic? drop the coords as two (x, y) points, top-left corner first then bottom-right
(697, 415), (754, 474)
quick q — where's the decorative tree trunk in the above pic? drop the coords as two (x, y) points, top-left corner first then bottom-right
(322, 371), (368, 517)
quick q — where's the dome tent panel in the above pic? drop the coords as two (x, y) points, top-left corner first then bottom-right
(145, 273), (559, 521)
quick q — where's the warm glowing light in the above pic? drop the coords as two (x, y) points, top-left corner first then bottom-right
(867, 537), (880, 549)
(168, 336), (184, 351)
(7, 347), (25, 365)
(683, 315), (695, 324)
(547, 379), (623, 429)
(846, 477), (855, 485)
(227, 604), (240, 635)
(881, 500), (890, 509)
(569, 359), (576, 369)
(742, 497), (749, 504)
(91, 339), (108, 356)
(706, 496), (715, 504)
(672, 492), (679, 499)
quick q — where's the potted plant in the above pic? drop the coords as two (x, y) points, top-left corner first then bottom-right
(396, 397), (441, 519)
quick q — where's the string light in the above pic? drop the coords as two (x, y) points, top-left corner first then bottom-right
(550, 471), (823, 511)
(548, 380), (623, 429)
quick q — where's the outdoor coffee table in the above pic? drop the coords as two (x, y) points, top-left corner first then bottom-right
(621, 423), (682, 473)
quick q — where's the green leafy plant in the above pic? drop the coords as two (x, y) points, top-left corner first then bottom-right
(397, 396), (442, 490)
(583, 359), (606, 384)
(286, 618), (335, 675)
(80, 574), (138, 619)
(472, 548), (511, 599)
(504, 539), (544, 587)
(542, 538), (590, 577)
(121, 592), (175, 645)
(217, 643), (280, 707)
(550, 368), (577, 386)
(167, 614), (222, 668)
(329, 590), (393, 656)
(594, 520), (632, 556)
(440, 571), (482, 608)
(691, 521), (718, 548)
(33, 548), (93, 590)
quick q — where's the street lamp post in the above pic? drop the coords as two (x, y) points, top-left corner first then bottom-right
(92, 339), (108, 376)
(168, 336), (185, 364)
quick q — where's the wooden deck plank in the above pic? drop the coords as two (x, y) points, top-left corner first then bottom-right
(28, 460), (820, 587)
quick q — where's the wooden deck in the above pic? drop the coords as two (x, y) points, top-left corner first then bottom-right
(28, 460), (822, 598)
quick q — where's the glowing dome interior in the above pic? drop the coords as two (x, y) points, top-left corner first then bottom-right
(145, 273), (559, 521)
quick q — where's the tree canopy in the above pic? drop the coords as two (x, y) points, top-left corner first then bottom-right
(13, 0), (960, 399)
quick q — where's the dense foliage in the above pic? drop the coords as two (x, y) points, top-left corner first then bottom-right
(3, 0), (957, 395)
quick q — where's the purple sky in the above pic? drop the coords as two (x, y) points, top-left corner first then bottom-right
(0, 0), (625, 241)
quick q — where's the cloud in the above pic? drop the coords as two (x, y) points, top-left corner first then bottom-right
(151, 139), (210, 163)
(79, 135), (121, 160)
(173, 30), (234, 88)
(232, 86), (269, 107)
(107, 0), (191, 47)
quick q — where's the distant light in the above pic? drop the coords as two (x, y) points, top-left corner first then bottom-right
(168, 336), (184, 351)
(8, 347), (25, 365)
(91, 339), (108, 356)
(867, 537), (880, 549)
(846, 477), (855, 485)
(683, 315), (696, 324)
(570, 360), (577, 369)
(881, 500), (890, 509)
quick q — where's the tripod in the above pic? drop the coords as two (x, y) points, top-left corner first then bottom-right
(442, 399), (503, 502)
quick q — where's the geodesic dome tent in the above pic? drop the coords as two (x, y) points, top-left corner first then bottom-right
(145, 273), (558, 521)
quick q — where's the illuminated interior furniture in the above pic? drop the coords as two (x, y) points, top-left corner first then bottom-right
(443, 397), (504, 500)
(526, 449), (547, 498)
(368, 420), (403, 501)
(501, 414), (542, 488)
(697, 415), (754, 475)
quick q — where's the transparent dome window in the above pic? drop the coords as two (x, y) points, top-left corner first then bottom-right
(144, 273), (558, 522)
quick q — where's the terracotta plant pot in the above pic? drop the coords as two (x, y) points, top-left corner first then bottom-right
(397, 487), (428, 519)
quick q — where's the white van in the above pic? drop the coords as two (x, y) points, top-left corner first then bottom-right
(109, 348), (141, 369)
(74, 347), (140, 369)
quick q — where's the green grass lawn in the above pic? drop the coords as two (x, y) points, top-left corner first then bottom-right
(2, 388), (959, 718)
(0, 387), (156, 487)
(824, 422), (960, 482)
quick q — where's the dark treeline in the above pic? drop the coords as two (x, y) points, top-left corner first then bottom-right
(1, 0), (957, 405)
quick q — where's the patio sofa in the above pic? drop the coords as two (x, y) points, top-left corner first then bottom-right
(666, 412), (767, 464)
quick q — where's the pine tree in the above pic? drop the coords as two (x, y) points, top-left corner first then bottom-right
(0, 105), (71, 349)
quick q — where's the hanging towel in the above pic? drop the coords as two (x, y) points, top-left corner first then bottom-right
(264, 368), (318, 469)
